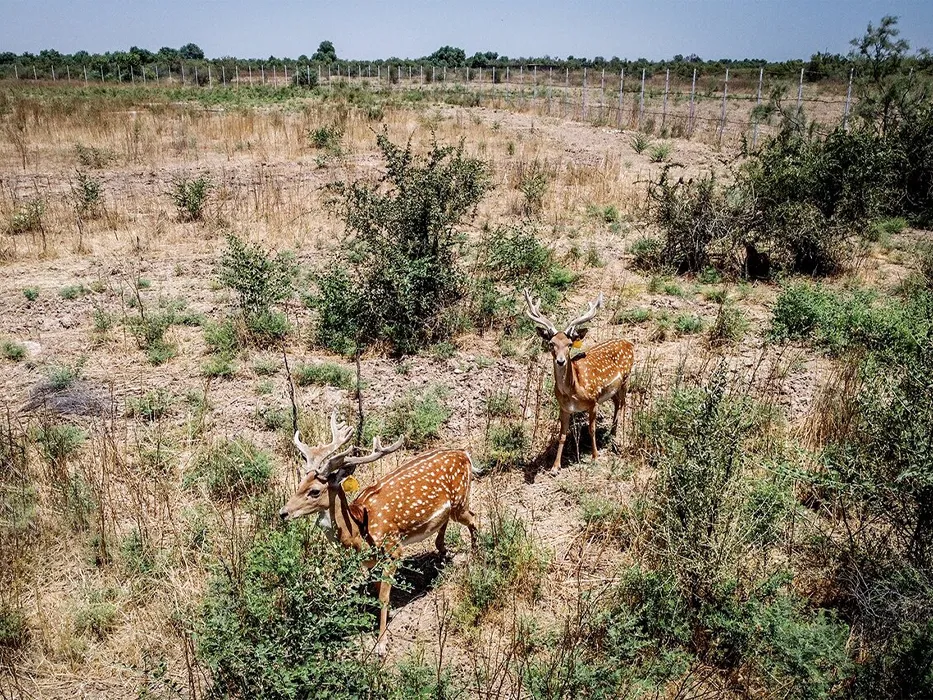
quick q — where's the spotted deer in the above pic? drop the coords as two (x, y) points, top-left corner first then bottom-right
(279, 413), (478, 655)
(524, 289), (635, 474)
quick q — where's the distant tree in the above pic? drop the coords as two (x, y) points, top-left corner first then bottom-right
(179, 43), (204, 60)
(428, 45), (466, 67)
(312, 40), (337, 63)
(850, 15), (914, 135)
(158, 46), (179, 59)
(130, 46), (154, 63)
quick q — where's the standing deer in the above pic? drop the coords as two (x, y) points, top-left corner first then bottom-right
(524, 289), (635, 474)
(279, 413), (478, 655)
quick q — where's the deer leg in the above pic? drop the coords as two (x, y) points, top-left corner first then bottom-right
(435, 521), (448, 557)
(551, 410), (571, 475)
(588, 408), (599, 460)
(453, 509), (478, 550)
(374, 550), (400, 657)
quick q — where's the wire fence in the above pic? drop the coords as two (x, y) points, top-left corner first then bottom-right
(2, 61), (863, 146)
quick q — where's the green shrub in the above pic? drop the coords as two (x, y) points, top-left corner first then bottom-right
(7, 199), (44, 235)
(307, 124), (343, 153)
(255, 405), (290, 432)
(0, 604), (29, 650)
(44, 362), (82, 390)
(202, 354), (236, 379)
(22, 287), (38, 301)
(673, 313), (703, 334)
(71, 170), (102, 216)
(1, 340), (26, 362)
(708, 305), (748, 346)
(484, 422), (528, 470)
(368, 385), (451, 450)
(120, 528), (156, 576)
(648, 142), (672, 163)
(769, 282), (929, 358)
(217, 234), (297, 325)
(631, 133), (651, 154)
(245, 310), (291, 344)
(59, 284), (88, 300)
(126, 389), (173, 421)
(628, 236), (663, 271)
(867, 216), (908, 241)
(484, 391), (517, 417)
(293, 361), (354, 390)
(203, 319), (240, 356)
(74, 596), (118, 640)
(456, 511), (547, 627)
(309, 131), (491, 356)
(169, 175), (212, 221)
(185, 437), (272, 500)
(34, 423), (86, 467)
(612, 307), (652, 325)
(517, 159), (550, 217)
(198, 522), (380, 698)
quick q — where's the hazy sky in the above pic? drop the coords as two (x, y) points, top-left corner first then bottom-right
(2, 0), (932, 61)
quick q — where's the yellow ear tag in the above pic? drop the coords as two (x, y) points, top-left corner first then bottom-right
(572, 339), (583, 349)
(341, 476), (360, 494)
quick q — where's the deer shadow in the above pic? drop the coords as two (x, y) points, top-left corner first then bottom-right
(522, 414), (620, 483)
(387, 550), (451, 608)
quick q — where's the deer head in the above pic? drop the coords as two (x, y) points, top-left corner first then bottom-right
(524, 288), (603, 369)
(279, 412), (403, 522)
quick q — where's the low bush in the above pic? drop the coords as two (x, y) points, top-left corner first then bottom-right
(367, 385), (451, 450)
(628, 236), (663, 271)
(308, 131), (491, 356)
(1, 340), (26, 362)
(169, 175), (212, 221)
(483, 422), (528, 471)
(455, 510), (547, 627)
(293, 361), (355, 390)
(185, 438), (272, 501)
(198, 521), (381, 698)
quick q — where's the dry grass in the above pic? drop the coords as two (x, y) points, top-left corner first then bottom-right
(0, 80), (907, 697)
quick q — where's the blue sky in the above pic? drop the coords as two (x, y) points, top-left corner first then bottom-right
(2, 0), (931, 61)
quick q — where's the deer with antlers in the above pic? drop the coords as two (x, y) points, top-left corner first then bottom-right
(280, 413), (478, 655)
(524, 289), (635, 475)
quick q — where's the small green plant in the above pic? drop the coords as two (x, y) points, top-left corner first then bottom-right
(484, 391), (518, 417)
(202, 354), (236, 379)
(23, 287), (39, 301)
(293, 361), (355, 390)
(71, 170), (102, 216)
(255, 405), (290, 432)
(59, 284), (88, 300)
(455, 511), (547, 627)
(709, 305), (749, 346)
(649, 142), (673, 163)
(44, 362), (82, 391)
(0, 604), (29, 650)
(674, 313), (704, 334)
(203, 319), (240, 356)
(185, 437), (272, 501)
(629, 236), (663, 271)
(631, 133), (651, 154)
(517, 159), (550, 218)
(34, 423), (86, 467)
(74, 143), (113, 168)
(368, 385), (451, 450)
(7, 199), (44, 235)
(126, 389), (174, 421)
(252, 357), (278, 376)
(484, 422), (528, 470)
(307, 124), (344, 153)
(612, 307), (653, 325)
(169, 175), (212, 222)
(74, 593), (118, 640)
(648, 275), (685, 297)
(120, 528), (156, 576)
(217, 234), (297, 337)
(1, 339), (26, 361)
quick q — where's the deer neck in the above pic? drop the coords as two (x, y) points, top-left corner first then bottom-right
(553, 358), (581, 399)
(326, 486), (367, 550)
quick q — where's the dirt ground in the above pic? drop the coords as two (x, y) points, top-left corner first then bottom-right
(0, 88), (913, 697)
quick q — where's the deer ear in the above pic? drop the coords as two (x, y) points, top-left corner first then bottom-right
(536, 326), (553, 341)
(573, 327), (589, 342)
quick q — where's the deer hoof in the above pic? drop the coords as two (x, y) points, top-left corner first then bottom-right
(548, 466), (561, 478)
(373, 637), (388, 657)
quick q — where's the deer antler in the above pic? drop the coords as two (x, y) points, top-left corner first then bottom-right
(564, 293), (603, 337)
(523, 288), (558, 338)
(293, 411), (354, 474)
(323, 435), (405, 475)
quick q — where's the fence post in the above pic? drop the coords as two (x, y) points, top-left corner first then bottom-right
(420, 64), (423, 84)
(582, 67), (588, 120)
(84, 65), (89, 85)
(638, 69), (646, 130)
(433, 65), (436, 83)
(101, 65), (104, 82)
(718, 68), (729, 144)
(687, 68), (697, 136)
(141, 65), (145, 84)
(600, 68), (605, 122)
(752, 67), (763, 148)
(534, 64), (537, 101)
(154, 65), (158, 84)
(194, 65), (198, 86)
(131, 66), (135, 84)
(284, 64), (288, 83)
(661, 68), (669, 130)
(51, 65), (56, 81)
(67, 66), (71, 82)
(617, 69), (624, 128)
(796, 66), (804, 115)
(563, 67), (569, 118)
(843, 67), (854, 129)
(14, 64), (18, 80)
